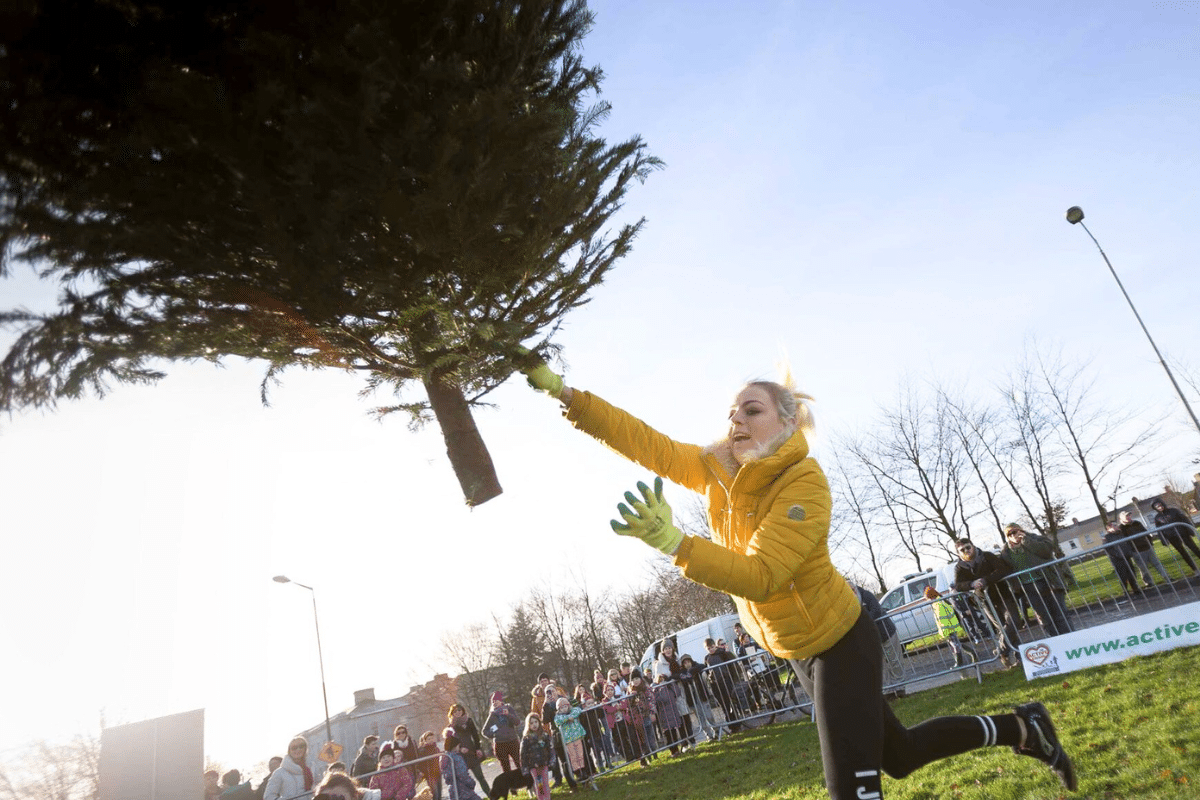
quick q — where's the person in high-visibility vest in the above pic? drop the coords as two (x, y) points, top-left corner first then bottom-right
(924, 586), (979, 670)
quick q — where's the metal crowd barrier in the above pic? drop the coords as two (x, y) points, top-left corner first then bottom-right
(559, 654), (814, 781)
(278, 523), (1199, 796)
(280, 749), (450, 800)
(865, 521), (1200, 697)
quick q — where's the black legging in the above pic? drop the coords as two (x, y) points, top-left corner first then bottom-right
(789, 610), (1020, 799)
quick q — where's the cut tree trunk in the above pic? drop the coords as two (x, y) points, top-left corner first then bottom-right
(424, 372), (503, 506)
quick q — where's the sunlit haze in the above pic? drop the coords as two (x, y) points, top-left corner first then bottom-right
(2, 0), (1198, 774)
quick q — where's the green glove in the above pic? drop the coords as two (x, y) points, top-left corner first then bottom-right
(611, 477), (684, 556)
(516, 346), (564, 398)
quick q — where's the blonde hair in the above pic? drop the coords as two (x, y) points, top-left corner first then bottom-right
(744, 377), (815, 433)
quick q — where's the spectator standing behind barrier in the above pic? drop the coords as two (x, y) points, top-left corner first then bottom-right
(388, 726), (419, 786)
(922, 587), (979, 672)
(575, 685), (612, 770)
(262, 738), (314, 800)
(438, 731), (482, 800)
(853, 585), (903, 684)
(352, 736), (380, 782)
(702, 637), (741, 731)
(1119, 511), (1170, 586)
(368, 744), (413, 800)
(654, 640), (697, 746)
(1152, 498), (1200, 575)
(677, 653), (721, 742)
(541, 685), (577, 790)
(415, 731), (442, 800)
(1103, 523), (1141, 595)
(481, 691), (522, 776)
(445, 705), (490, 797)
(255, 757), (282, 800)
(530, 674), (551, 716)
(554, 696), (593, 787)
(953, 539), (1021, 669)
(627, 672), (659, 757)
(599, 682), (640, 765)
(1000, 525), (1073, 637)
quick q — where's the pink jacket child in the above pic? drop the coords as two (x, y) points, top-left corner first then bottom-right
(368, 744), (415, 800)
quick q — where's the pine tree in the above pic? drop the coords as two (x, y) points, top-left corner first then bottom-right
(0, 0), (660, 504)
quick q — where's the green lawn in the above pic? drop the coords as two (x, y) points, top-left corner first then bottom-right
(587, 643), (1200, 799)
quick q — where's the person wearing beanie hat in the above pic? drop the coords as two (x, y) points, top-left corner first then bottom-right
(923, 586), (979, 674)
(368, 742), (413, 800)
(1151, 497), (1200, 574)
(482, 690), (523, 776)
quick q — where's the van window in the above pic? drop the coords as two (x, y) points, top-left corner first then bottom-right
(906, 575), (936, 602)
(879, 588), (905, 612)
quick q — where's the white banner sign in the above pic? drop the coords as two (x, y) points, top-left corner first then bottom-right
(1020, 600), (1200, 679)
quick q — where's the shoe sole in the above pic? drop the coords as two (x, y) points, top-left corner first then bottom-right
(1018, 702), (1078, 792)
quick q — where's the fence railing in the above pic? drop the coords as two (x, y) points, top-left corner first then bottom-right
(281, 524), (1199, 795)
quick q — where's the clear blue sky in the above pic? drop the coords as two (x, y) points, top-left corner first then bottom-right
(1, 0), (1197, 774)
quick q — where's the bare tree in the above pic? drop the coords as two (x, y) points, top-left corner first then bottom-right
(0, 734), (100, 800)
(571, 577), (621, 675)
(827, 443), (893, 592)
(490, 603), (548, 706)
(843, 381), (983, 564)
(527, 582), (582, 689)
(1028, 345), (1164, 528)
(608, 587), (661, 664)
(438, 622), (497, 719)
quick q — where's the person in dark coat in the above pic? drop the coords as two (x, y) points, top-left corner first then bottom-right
(953, 538), (1021, 667)
(351, 735), (380, 782)
(1152, 498), (1200, 574)
(1000, 526), (1072, 637)
(1119, 511), (1170, 586)
(481, 691), (523, 776)
(445, 705), (490, 796)
(1103, 522), (1141, 595)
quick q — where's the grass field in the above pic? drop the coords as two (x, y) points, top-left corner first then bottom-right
(587, 643), (1200, 800)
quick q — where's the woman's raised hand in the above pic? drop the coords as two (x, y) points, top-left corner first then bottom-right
(611, 477), (684, 555)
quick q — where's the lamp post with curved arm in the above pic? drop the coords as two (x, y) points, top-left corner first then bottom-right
(1065, 206), (1200, 437)
(273, 575), (334, 748)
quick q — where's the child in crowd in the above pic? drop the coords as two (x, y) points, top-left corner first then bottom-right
(554, 696), (592, 787)
(575, 685), (612, 771)
(651, 673), (686, 755)
(438, 728), (480, 800)
(600, 682), (637, 765)
(625, 672), (656, 761)
(924, 586), (980, 673)
(415, 731), (442, 800)
(520, 713), (554, 800)
(368, 744), (414, 800)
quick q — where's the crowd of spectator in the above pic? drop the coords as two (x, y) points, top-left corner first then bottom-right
(211, 635), (807, 800)
(211, 494), (1196, 799)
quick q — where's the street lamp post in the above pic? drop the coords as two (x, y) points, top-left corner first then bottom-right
(1065, 206), (1200, 437)
(273, 575), (334, 748)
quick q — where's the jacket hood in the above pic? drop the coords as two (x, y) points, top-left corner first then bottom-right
(703, 427), (811, 486)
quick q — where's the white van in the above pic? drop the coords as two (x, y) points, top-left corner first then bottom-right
(876, 563), (957, 646)
(639, 612), (742, 676)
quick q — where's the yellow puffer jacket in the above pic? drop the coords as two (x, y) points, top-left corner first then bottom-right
(565, 390), (860, 660)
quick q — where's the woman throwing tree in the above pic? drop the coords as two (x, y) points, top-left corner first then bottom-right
(519, 354), (1077, 798)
